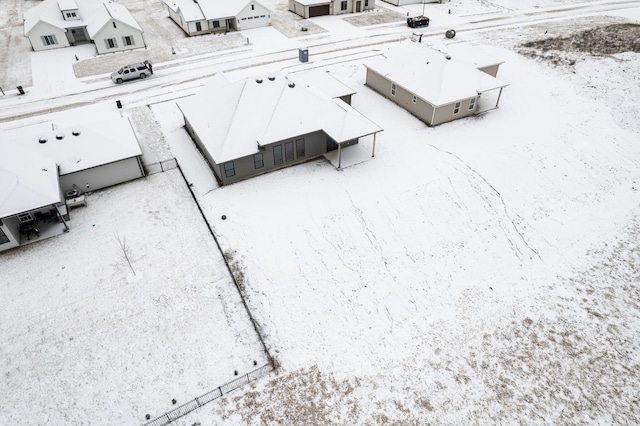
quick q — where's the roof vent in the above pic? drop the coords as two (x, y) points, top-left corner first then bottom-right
(268, 75), (275, 81)
(56, 133), (65, 140)
(256, 78), (263, 84)
(445, 55), (451, 60)
(72, 130), (81, 136)
(39, 138), (47, 144)
(288, 82), (295, 88)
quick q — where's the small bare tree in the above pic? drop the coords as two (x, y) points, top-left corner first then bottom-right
(114, 232), (136, 276)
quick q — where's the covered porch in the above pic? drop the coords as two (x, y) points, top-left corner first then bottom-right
(0, 204), (70, 251)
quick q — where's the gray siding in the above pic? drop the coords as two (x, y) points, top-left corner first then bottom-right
(366, 68), (479, 127)
(479, 64), (500, 78)
(205, 130), (329, 185)
(59, 157), (144, 193)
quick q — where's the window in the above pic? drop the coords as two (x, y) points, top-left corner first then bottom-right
(223, 161), (235, 177)
(469, 98), (476, 110)
(391, 83), (396, 96)
(123, 36), (134, 46)
(296, 138), (305, 158)
(273, 145), (283, 165)
(18, 212), (33, 223)
(453, 101), (461, 114)
(41, 35), (58, 46)
(365, 0), (369, 6)
(285, 141), (294, 162)
(113, 22), (117, 28)
(0, 227), (9, 245)
(65, 12), (76, 18)
(412, 95), (417, 104)
(212, 20), (220, 28)
(106, 38), (117, 49)
(196, 22), (201, 31)
(341, 1), (347, 10)
(254, 153), (264, 169)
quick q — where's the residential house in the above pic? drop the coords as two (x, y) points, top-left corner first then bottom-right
(24, 0), (145, 54)
(0, 117), (145, 252)
(0, 146), (68, 252)
(177, 72), (383, 185)
(363, 42), (508, 126)
(164, 0), (271, 36)
(381, 0), (440, 6)
(289, 0), (376, 19)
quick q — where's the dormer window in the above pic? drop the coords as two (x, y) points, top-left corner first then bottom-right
(65, 12), (76, 18)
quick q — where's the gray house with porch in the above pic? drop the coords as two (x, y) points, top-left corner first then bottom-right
(364, 42), (508, 127)
(178, 72), (382, 186)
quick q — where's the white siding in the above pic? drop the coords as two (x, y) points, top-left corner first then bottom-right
(26, 22), (70, 51)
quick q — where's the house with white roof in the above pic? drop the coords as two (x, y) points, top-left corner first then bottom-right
(164, 0), (271, 36)
(0, 117), (145, 253)
(177, 72), (383, 185)
(381, 0), (439, 6)
(0, 146), (68, 252)
(24, 0), (145, 54)
(289, 0), (376, 18)
(363, 42), (508, 126)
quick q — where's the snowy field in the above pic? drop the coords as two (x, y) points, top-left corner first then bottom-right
(2, 0), (640, 424)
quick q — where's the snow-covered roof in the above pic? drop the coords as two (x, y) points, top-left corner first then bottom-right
(178, 72), (382, 164)
(165, 0), (266, 21)
(432, 41), (505, 70)
(364, 42), (508, 107)
(24, 0), (141, 36)
(58, 0), (78, 10)
(2, 118), (143, 176)
(0, 145), (61, 219)
(87, 1), (142, 36)
(164, 0), (204, 21)
(294, 69), (356, 100)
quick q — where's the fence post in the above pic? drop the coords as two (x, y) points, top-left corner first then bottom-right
(160, 160), (164, 172)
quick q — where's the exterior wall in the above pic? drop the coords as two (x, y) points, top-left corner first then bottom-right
(26, 21), (70, 51)
(236, 2), (271, 30)
(479, 64), (500, 77)
(59, 157), (145, 193)
(383, 0), (438, 5)
(431, 98), (477, 126)
(366, 68), (479, 126)
(365, 68), (435, 125)
(93, 21), (144, 54)
(204, 130), (327, 185)
(167, 7), (192, 34)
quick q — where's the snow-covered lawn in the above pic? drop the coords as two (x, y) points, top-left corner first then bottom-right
(1, 171), (269, 424)
(1, 0), (640, 424)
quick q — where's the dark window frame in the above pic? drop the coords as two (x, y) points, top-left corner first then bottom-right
(273, 145), (283, 165)
(296, 138), (305, 158)
(254, 153), (264, 169)
(223, 161), (235, 177)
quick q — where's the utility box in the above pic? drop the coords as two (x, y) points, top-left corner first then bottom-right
(299, 47), (308, 63)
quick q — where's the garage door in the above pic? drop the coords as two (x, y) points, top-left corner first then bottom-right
(238, 15), (269, 30)
(309, 4), (330, 17)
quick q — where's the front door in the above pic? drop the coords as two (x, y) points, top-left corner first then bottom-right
(70, 27), (87, 43)
(326, 136), (338, 152)
(356, 1), (361, 12)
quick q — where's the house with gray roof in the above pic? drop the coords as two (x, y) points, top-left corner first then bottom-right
(289, 0), (375, 18)
(164, 0), (271, 36)
(177, 72), (383, 185)
(364, 42), (508, 126)
(24, 0), (145, 54)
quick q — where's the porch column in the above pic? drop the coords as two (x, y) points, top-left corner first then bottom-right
(54, 204), (70, 231)
(337, 143), (342, 170)
(372, 133), (377, 158)
(495, 87), (504, 108)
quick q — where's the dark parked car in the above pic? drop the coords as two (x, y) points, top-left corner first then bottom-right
(407, 16), (430, 28)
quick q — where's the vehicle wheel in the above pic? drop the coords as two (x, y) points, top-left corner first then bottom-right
(140, 73), (146, 79)
(116, 78), (123, 84)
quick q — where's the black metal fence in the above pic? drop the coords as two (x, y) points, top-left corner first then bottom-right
(143, 364), (273, 426)
(145, 158), (179, 175)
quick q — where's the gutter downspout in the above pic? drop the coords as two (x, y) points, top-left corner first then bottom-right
(372, 133), (376, 158)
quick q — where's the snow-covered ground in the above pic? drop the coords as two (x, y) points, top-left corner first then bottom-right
(1, 0), (640, 424)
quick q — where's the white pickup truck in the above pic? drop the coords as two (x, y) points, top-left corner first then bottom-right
(111, 60), (152, 84)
